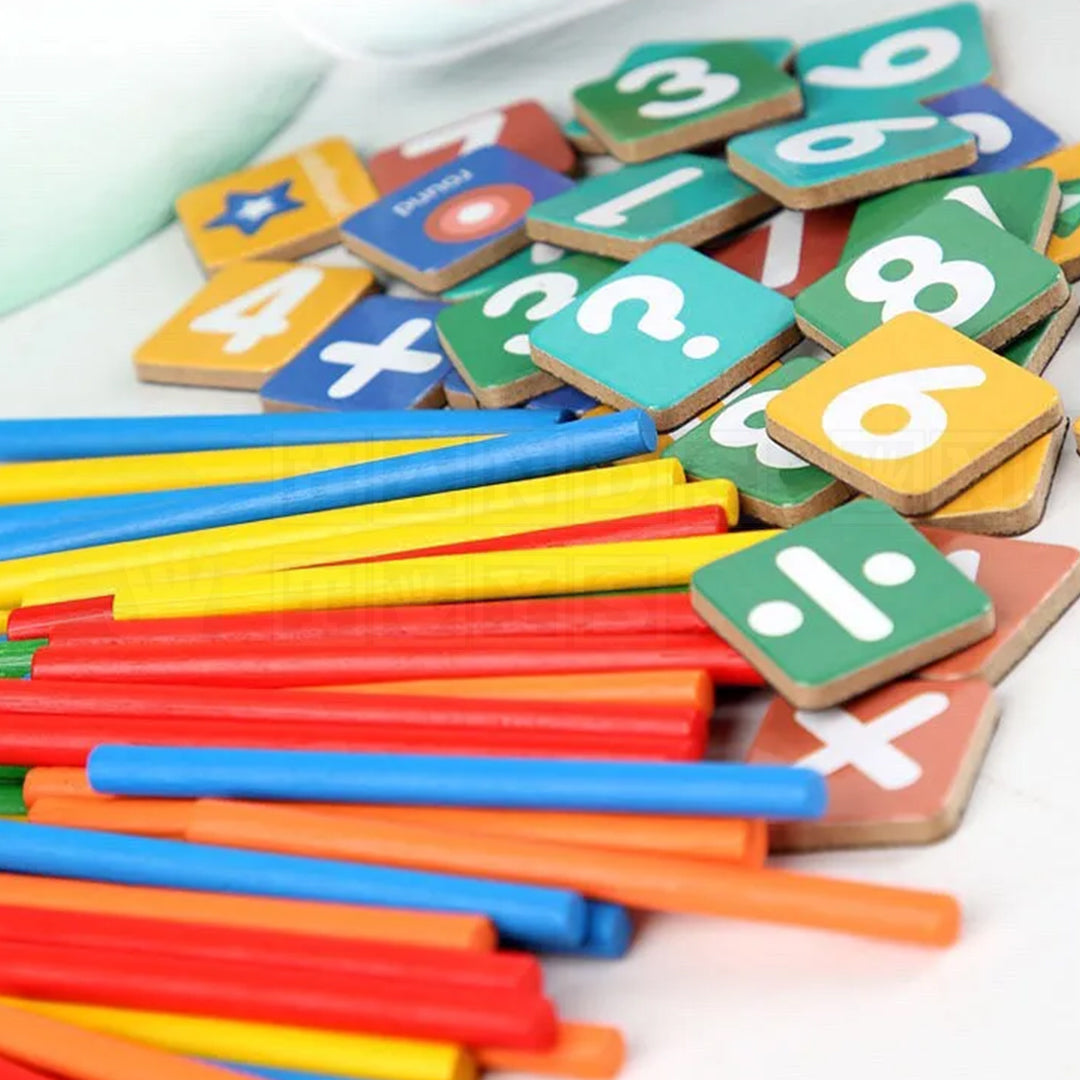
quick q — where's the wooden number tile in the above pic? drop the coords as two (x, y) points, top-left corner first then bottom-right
(573, 41), (803, 163)
(133, 261), (375, 390)
(797, 200), (1069, 353)
(527, 154), (774, 260)
(727, 101), (977, 209)
(340, 147), (574, 292)
(918, 527), (1080, 683)
(1001, 292), (1080, 374)
(436, 253), (617, 407)
(795, 4), (993, 111)
(368, 101), (575, 195)
(1031, 144), (1080, 281)
(765, 314), (1064, 515)
(690, 499), (995, 708)
(259, 296), (450, 412)
(665, 354), (852, 526)
(175, 138), (377, 273)
(928, 85), (1061, 175)
(708, 205), (855, 297)
(530, 243), (799, 431)
(443, 368), (478, 410)
(748, 678), (1000, 849)
(441, 242), (567, 303)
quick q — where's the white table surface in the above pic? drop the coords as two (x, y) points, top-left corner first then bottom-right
(1, 2), (1078, 1077)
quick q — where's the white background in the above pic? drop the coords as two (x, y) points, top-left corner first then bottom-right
(0, 1), (1078, 1077)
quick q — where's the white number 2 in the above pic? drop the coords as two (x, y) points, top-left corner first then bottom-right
(189, 267), (324, 354)
(803, 27), (962, 90)
(777, 117), (939, 165)
(617, 58), (740, 120)
(845, 235), (995, 328)
(483, 272), (582, 355)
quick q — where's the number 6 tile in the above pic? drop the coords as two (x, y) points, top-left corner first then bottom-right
(765, 312), (1064, 515)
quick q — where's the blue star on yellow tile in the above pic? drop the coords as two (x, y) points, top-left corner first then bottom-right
(206, 181), (304, 236)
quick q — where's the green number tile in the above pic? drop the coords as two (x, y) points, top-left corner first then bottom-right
(437, 252), (618, 407)
(530, 243), (798, 431)
(1001, 291), (1080, 373)
(664, 355), (851, 525)
(574, 42), (802, 160)
(527, 154), (771, 259)
(690, 499), (994, 707)
(795, 3), (993, 110)
(1056, 179), (1080, 240)
(441, 243), (568, 302)
(842, 169), (1061, 261)
(796, 199), (1068, 352)
(727, 100), (974, 202)
(614, 38), (796, 74)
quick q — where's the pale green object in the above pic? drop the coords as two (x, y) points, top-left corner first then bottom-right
(0, 3), (329, 316)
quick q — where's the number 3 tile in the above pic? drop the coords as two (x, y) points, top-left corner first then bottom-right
(765, 312), (1064, 515)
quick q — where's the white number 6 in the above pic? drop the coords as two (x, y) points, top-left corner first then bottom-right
(777, 117), (939, 165)
(803, 28), (962, 90)
(617, 58), (740, 120)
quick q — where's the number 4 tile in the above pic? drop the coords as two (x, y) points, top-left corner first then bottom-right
(260, 296), (451, 412)
(797, 199), (1069, 353)
(690, 499), (995, 709)
(530, 243), (799, 431)
(765, 313), (1064, 515)
(526, 154), (775, 260)
(747, 677), (1000, 849)
(573, 42), (803, 163)
(133, 261), (376, 390)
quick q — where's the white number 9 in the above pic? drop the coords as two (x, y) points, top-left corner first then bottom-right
(803, 27), (962, 90)
(616, 58), (740, 120)
(777, 117), (939, 165)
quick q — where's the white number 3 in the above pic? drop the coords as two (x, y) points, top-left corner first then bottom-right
(845, 235), (995, 328)
(617, 58), (740, 120)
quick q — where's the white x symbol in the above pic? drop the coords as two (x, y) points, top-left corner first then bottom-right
(319, 318), (443, 399)
(794, 692), (950, 790)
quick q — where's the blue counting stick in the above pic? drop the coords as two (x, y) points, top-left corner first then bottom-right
(506, 901), (634, 960)
(0, 410), (563, 462)
(0, 411), (656, 559)
(0, 821), (586, 950)
(88, 747), (827, 819)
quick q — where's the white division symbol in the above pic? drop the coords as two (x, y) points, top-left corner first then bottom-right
(794, 692), (950, 790)
(319, 318), (443, 399)
(747, 546), (917, 642)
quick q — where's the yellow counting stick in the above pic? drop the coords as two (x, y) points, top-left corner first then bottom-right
(24, 479), (739, 609)
(0, 459), (685, 614)
(0, 438), (484, 505)
(113, 530), (777, 621)
(0, 998), (473, 1080)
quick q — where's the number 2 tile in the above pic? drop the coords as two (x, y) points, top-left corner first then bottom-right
(526, 154), (774, 260)
(133, 261), (376, 390)
(765, 313), (1064, 515)
(436, 253), (617, 407)
(727, 100), (976, 209)
(797, 199), (1069, 353)
(530, 243), (799, 431)
(259, 296), (451, 412)
(573, 41), (803, 163)
(747, 677), (1000, 849)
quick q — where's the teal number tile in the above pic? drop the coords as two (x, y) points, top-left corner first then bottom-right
(441, 242), (568, 302)
(615, 38), (797, 74)
(437, 252), (618, 407)
(795, 3), (993, 110)
(530, 243), (798, 431)
(727, 100), (975, 205)
(796, 199), (1068, 352)
(527, 154), (772, 259)
(690, 499), (994, 707)
(842, 168), (1061, 261)
(574, 42), (802, 161)
(664, 355), (851, 526)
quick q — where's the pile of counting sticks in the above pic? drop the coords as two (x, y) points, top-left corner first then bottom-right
(1, 5), (1079, 1080)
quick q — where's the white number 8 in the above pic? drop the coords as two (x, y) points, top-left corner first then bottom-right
(803, 28), (962, 90)
(845, 235), (995, 328)
(616, 58), (740, 120)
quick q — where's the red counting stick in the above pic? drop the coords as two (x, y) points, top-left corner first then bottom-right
(31, 631), (760, 689)
(6, 596), (114, 641)
(0, 904), (541, 999)
(0, 939), (557, 1050)
(0, 1058), (56, 1080)
(30, 591), (707, 646)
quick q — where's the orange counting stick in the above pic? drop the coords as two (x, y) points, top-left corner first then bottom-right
(0, 873), (493, 952)
(0, 999), (238, 1080)
(188, 801), (960, 947)
(328, 669), (715, 714)
(24, 777), (765, 866)
(477, 1023), (625, 1080)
